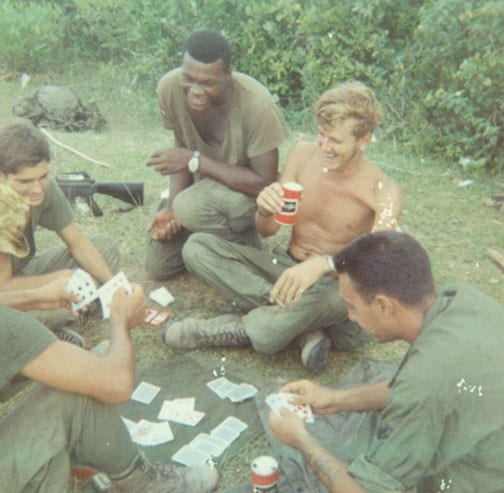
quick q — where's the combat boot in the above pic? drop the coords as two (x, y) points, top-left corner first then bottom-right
(299, 329), (332, 373)
(111, 456), (218, 493)
(163, 314), (250, 349)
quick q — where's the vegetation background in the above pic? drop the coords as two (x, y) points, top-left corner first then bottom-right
(0, 0), (503, 491)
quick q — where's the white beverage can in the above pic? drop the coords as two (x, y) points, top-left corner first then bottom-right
(251, 455), (279, 492)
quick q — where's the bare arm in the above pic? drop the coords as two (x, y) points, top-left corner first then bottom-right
(58, 222), (114, 284)
(270, 410), (365, 493)
(21, 284), (146, 404)
(371, 176), (403, 232)
(147, 147), (279, 198)
(255, 143), (302, 236)
(0, 251), (73, 291)
(0, 277), (77, 313)
(281, 379), (390, 414)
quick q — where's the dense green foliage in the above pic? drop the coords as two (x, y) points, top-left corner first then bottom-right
(1, 0), (502, 173)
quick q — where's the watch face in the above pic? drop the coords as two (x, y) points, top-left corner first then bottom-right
(188, 153), (199, 173)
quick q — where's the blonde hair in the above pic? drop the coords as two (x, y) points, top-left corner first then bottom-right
(0, 182), (30, 257)
(316, 81), (382, 139)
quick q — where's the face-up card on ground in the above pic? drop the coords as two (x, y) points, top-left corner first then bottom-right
(172, 445), (210, 467)
(98, 271), (132, 319)
(189, 433), (229, 458)
(149, 287), (175, 307)
(266, 392), (314, 423)
(131, 381), (161, 404)
(130, 419), (173, 446)
(158, 398), (205, 426)
(66, 268), (99, 312)
(144, 307), (172, 326)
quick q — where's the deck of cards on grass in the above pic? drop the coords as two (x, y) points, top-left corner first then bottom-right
(172, 416), (248, 466)
(207, 376), (258, 403)
(266, 392), (315, 423)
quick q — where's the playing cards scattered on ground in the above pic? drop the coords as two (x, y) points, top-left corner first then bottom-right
(66, 268), (99, 312)
(266, 392), (315, 423)
(207, 377), (258, 403)
(172, 416), (248, 466)
(149, 287), (175, 307)
(121, 417), (174, 447)
(131, 381), (161, 405)
(158, 397), (205, 426)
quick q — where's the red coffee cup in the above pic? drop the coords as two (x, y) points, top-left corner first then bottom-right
(274, 182), (303, 226)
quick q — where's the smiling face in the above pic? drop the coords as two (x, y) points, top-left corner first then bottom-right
(0, 160), (50, 206)
(317, 119), (371, 171)
(179, 52), (232, 113)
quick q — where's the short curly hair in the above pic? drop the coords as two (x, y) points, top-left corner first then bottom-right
(316, 81), (382, 139)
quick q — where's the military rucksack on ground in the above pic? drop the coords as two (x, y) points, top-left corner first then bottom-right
(12, 85), (107, 132)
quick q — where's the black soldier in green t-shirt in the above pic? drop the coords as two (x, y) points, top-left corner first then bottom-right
(268, 232), (504, 492)
(144, 29), (289, 279)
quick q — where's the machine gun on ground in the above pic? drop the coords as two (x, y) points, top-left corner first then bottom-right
(56, 171), (144, 217)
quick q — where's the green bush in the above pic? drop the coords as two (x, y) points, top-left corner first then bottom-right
(0, 1), (66, 73)
(0, 0), (501, 173)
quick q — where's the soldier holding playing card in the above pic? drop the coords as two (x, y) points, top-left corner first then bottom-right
(268, 232), (504, 492)
(0, 286), (218, 492)
(164, 82), (403, 373)
(0, 121), (119, 332)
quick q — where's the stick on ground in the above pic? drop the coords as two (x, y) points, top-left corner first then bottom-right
(40, 128), (111, 168)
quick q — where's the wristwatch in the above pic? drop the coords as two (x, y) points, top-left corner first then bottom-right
(188, 150), (201, 173)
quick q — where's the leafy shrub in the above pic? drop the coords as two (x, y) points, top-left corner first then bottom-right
(0, 1), (66, 73)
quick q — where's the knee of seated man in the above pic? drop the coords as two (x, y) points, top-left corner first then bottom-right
(247, 327), (287, 355)
(172, 189), (201, 231)
(181, 232), (214, 269)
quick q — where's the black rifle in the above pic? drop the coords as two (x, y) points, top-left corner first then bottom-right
(56, 171), (144, 217)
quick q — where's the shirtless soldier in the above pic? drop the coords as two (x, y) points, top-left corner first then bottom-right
(163, 81), (403, 372)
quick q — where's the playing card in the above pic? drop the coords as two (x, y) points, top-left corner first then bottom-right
(130, 381), (161, 404)
(158, 397), (195, 420)
(167, 410), (205, 427)
(144, 307), (172, 326)
(266, 392), (314, 423)
(189, 433), (228, 458)
(210, 416), (248, 444)
(172, 445), (209, 467)
(227, 383), (258, 403)
(66, 268), (99, 312)
(97, 271), (132, 319)
(207, 377), (239, 399)
(149, 287), (175, 307)
(130, 419), (173, 446)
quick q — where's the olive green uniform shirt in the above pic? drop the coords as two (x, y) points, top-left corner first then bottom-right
(157, 69), (289, 166)
(0, 306), (56, 390)
(348, 284), (504, 492)
(11, 178), (74, 274)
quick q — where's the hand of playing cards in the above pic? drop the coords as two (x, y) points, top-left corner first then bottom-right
(266, 392), (314, 423)
(65, 269), (132, 319)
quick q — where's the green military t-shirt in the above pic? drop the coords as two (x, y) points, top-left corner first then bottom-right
(11, 177), (74, 274)
(0, 306), (56, 391)
(348, 284), (504, 493)
(157, 69), (289, 168)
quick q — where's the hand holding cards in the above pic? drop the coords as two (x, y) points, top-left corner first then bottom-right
(65, 269), (133, 319)
(266, 392), (314, 423)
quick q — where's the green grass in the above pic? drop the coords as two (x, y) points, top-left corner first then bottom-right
(1, 64), (503, 491)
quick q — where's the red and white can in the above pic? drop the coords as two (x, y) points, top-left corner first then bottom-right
(274, 182), (303, 226)
(251, 455), (279, 492)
